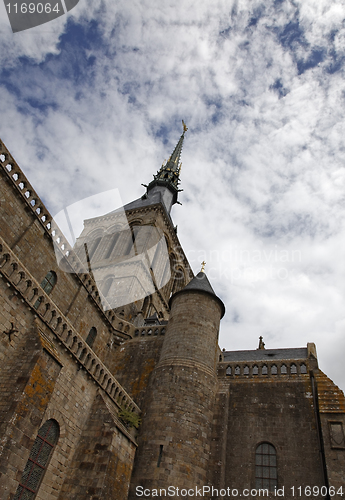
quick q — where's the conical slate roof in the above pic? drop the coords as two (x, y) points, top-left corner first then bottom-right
(183, 271), (216, 294)
(169, 272), (225, 318)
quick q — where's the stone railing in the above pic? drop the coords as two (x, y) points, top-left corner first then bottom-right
(0, 236), (140, 416)
(0, 140), (133, 338)
(218, 360), (309, 378)
(133, 325), (166, 338)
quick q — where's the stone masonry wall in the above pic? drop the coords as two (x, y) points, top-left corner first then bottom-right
(221, 376), (324, 500)
(58, 392), (136, 500)
(0, 142), (138, 500)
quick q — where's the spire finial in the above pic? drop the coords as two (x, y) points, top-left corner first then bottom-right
(201, 261), (206, 273)
(182, 119), (188, 133)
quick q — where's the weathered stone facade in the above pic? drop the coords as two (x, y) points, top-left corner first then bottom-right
(0, 134), (344, 500)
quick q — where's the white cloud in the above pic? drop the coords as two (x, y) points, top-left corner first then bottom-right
(0, 0), (345, 391)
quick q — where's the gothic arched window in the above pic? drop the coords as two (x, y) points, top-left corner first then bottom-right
(14, 419), (59, 500)
(290, 363), (297, 374)
(255, 442), (277, 491)
(86, 327), (97, 348)
(300, 363), (307, 374)
(34, 271), (57, 309)
(40, 271), (57, 295)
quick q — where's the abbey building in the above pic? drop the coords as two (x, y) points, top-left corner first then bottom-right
(0, 127), (344, 500)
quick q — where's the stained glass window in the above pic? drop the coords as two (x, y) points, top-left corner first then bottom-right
(14, 419), (59, 500)
(33, 271), (57, 309)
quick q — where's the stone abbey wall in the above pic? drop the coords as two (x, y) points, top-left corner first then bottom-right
(0, 141), (139, 499)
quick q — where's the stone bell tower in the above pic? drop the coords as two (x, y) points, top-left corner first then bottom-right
(70, 122), (192, 325)
(128, 267), (225, 497)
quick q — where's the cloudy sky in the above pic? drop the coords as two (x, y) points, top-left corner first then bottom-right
(1, 0), (345, 391)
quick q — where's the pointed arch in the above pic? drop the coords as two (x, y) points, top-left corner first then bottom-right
(14, 419), (60, 500)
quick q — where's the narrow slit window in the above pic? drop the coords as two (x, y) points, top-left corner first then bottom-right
(157, 445), (163, 467)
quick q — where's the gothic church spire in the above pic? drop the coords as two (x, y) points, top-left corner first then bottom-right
(145, 121), (187, 211)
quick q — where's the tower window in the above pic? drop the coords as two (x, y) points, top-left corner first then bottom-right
(14, 419), (59, 500)
(86, 327), (97, 348)
(262, 365), (268, 375)
(255, 442), (277, 491)
(253, 365), (259, 375)
(271, 365), (277, 375)
(88, 236), (102, 260)
(281, 364), (287, 374)
(104, 233), (120, 259)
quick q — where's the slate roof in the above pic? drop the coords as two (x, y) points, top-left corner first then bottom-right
(171, 272), (226, 318)
(183, 271), (216, 294)
(223, 347), (308, 362)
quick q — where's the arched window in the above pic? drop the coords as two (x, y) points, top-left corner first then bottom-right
(14, 419), (59, 500)
(244, 365), (249, 375)
(253, 365), (259, 375)
(104, 233), (120, 259)
(262, 365), (268, 375)
(300, 363), (307, 374)
(88, 236), (102, 260)
(86, 327), (97, 348)
(226, 366), (232, 376)
(40, 271), (57, 295)
(290, 363), (297, 374)
(34, 271), (57, 309)
(271, 365), (277, 375)
(255, 442), (277, 490)
(281, 364), (287, 374)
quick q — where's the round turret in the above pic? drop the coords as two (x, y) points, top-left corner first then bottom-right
(128, 271), (225, 497)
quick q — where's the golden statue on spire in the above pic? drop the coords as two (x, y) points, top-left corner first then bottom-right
(182, 120), (188, 133)
(201, 261), (206, 273)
